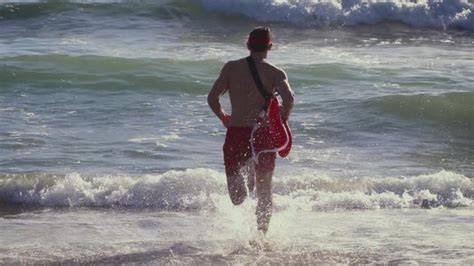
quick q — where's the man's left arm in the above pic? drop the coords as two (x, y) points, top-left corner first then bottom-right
(207, 62), (231, 128)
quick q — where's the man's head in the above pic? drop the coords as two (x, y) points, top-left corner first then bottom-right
(247, 26), (272, 53)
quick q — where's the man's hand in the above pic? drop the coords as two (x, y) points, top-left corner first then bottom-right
(220, 112), (231, 128)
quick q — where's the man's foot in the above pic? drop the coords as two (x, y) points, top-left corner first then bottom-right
(249, 231), (272, 251)
(257, 222), (268, 235)
(256, 207), (271, 235)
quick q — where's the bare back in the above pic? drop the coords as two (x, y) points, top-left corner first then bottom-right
(208, 55), (293, 129)
(226, 58), (284, 127)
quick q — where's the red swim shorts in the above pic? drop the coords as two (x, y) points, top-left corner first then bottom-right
(223, 126), (276, 177)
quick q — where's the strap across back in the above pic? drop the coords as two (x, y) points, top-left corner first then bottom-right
(246, 56), (272, 107)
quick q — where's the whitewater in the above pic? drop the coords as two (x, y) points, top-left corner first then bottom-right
(0, 0), (473, 264)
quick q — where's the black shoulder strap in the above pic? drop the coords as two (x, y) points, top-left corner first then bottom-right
(246, 56), (272, 102)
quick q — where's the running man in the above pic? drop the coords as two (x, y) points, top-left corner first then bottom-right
(207, 27), (295, 234)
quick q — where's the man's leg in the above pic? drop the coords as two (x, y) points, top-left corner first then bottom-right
(255, 170), (273, 234)
(255, 153), (276, 234)
(223, 128), (250, 206)
(225, 168), (247, 205)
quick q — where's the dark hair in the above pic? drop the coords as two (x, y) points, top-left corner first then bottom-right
(247, 26), (272, 52)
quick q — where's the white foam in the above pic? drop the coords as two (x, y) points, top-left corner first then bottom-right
(0, 169), (471, 210)
(200, 0), (474, 31)
(128, 134), (181, 147)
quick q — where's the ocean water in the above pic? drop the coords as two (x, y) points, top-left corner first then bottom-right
(0, 0), (473, 264)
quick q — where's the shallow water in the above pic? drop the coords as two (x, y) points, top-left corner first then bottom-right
(1, 207), (472, 264)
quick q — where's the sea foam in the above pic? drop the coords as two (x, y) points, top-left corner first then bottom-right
(0, 169), (471, 211)
(1, 0), (472, 31)
(201, 0), (474, 31)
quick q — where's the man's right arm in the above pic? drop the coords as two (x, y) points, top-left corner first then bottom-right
(275, 69), (295, 121)
(207, 62), (232, 128)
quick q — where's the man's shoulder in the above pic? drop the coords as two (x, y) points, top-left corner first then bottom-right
(262, 61), (287, 80)
(225, 58), (246, 66)
(262, 61), (284, 74)
(223, 58), (286, 79)
(221, 59), (244, 72)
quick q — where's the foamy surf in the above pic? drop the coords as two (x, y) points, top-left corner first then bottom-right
(1, 0), (473, 31)
(201, 0), (474, 31)
(1, 169), (473, 264)
(1, 169), (471, 210)
(1, 200), (472, 264)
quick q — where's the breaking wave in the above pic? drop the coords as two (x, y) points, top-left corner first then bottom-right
(0, 168), (472, 211)
(202, 0), (474, 31)
(0, 0), (473, 31)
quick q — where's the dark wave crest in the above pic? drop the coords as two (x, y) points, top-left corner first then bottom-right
(0, 0), (202, 21)
(369, 92), (474, 133)
(0, 54), (219, 93)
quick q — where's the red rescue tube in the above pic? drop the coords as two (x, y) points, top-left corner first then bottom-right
(278, 120), (292, 157)
(268, 97), (292, 157)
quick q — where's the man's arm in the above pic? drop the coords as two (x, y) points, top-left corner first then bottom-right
(275, 69), (294, 122)
(207, 62), (232, 128)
